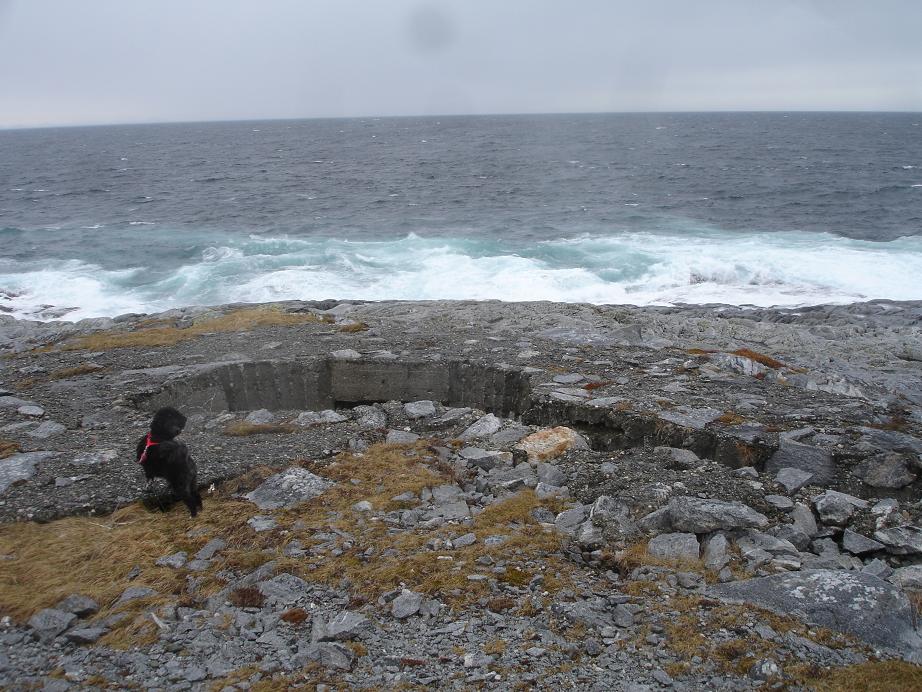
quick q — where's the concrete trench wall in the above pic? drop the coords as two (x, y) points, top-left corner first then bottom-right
(140, 358), (533, 420)
(139, 357), (776, 469)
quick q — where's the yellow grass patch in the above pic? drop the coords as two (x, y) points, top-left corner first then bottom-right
(731, 348), (786, 370)
(62, 306), (331, 351)
(806, 660), (922, 691)
(0, 439), (22, 459)
(222, 421), (296, 436)
(337, 321), (369, 333)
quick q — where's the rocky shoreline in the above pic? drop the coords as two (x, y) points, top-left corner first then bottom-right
(1, 298), (921, 690)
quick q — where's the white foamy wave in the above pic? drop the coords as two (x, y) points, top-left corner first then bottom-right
(2, 229), (921, 321)
(202, 246), (244, 262)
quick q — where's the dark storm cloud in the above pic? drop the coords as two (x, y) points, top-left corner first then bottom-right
(0, 0), (920, 128)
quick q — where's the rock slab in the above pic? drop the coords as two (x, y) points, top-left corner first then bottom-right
(709, 569), (922, 659)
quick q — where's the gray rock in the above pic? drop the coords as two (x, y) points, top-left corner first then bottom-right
(555, 505), (587, 536)
(257, 573), (311, 606)
(115, 586), (156, 605)
(330, 349), (361, 360)
(64, 626), (108, 644)
(155, 551), (188, 569)
(790, 502), (818, 538)
(841, 530), (885, 555)
(576, 521), (604, 549)
(296, 642), (355, 671)
(709, 570), (922, 658)
(70, 449), (118, 466)
(874, 525), (922, 555)
(247, 515), (277, 532)
(392, 590), (423, 619)
(459, 413), (504, 440)
(385, 430), (420, 444)
(589, 496), (638, 537)
(640, 496), (768, 534)
(0, 395), (35, 409)
(862, 558), (894, 580)
(294, 410), (348, 426)
(893, 565), (922, 589)
(26, 420), (66, 439)
(654, 446), (702, 469)
(647, 533), (700, 561)
(452, 532), (477, 548)
(244, 408), (275, 424)
(28, 608), (77, 642)
(854, 453), (918, 489)
(813, 490), (867, 526)
(55, 594), (99, 618)
(534, 482), (569, 499)
(194, 537), (227, 561)
(553, 373), (585, 384)
(0, 451), (57, 494)
(765, 440), (835, 486)
(354, 405), (386, 429)
(244, 467), (333, 510)
(765, 495), (794, 510)
(313, 611), (370, 641)
(18, 405), (45, 417)
(775, 467), (815, 493)
(731, 466), (759, 480)
(735, 529), (799, 557)
(433, 407), (472, 426)
(703, 533), (729, 571)
(657, 406), (723, 430)
(536, 462), (567, 487)
(404, 400), (437, 419)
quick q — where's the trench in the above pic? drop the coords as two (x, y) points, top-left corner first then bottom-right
(136, 358), (776, 470)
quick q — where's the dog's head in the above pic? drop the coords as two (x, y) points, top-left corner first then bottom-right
(151, 406), (187, 440)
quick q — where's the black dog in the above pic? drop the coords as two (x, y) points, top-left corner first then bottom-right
(136, 406), (202, 517)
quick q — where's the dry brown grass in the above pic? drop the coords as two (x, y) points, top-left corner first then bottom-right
(484, 638), (507, 655)
(0, 439), (21, 459)
(0, 495), (256, 621)
(222, 421), (296, 436)
(805, 660), (922, 691)
(732, 348), (786, 370)
(716, 411), (746, 426)
(337, 321), (369, 333)
(62, 306), (330, 351)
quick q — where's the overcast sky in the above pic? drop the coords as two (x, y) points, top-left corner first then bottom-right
(1, 0), (920, 128)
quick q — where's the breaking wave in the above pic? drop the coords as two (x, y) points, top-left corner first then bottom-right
(2, 228), (921, 321)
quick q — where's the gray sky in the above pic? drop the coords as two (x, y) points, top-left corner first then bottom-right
(1, 0), (920, 128)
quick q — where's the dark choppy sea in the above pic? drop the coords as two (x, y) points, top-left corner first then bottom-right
(1, 112), (920, 320)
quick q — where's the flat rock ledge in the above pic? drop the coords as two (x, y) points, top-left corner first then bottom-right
(1, 298), (922, 689)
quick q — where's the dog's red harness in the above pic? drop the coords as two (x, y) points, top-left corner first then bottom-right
(138, 433), (160, 465)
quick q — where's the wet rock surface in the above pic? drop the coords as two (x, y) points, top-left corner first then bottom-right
(1, 298), (922, 689)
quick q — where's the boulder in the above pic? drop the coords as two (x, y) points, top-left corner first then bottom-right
(654, 446), (702, 469)
(55, 594), (99, 618)
(853, 453), (918, 489)
(709, 570), (922, 659)
(26, 421), (66, 440)
(647, 533), (700, 562)
(257, 573), (311, 606)
(0, 451), (57, 494)
(296, 642), (355, 671)
(459, 414), (503, 441)
(28, 608), (77, 642)
(874, 525), (922, 555)
(404, 400), (437, 419)
(313, 611), (370, 641)
(812, 490), (867, 527)
(841, 529), (885, 555)
(244, 467), (333, 510)
(639, 496), (768, 534)
(775, 467), (815, 493)
(391, 590), (423, 619)
(516, 426), (589, 461)
(244, 409), (274, 425)
(765, 440), (835, 486)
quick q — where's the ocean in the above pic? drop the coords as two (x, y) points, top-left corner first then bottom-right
(1, 112), (920, 321)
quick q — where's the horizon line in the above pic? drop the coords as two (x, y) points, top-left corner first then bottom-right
(3, 108), (921, 132)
